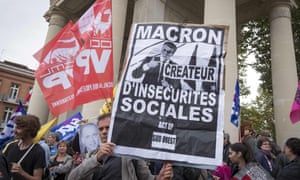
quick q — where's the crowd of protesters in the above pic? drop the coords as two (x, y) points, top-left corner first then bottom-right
(0, 114), (299, 180)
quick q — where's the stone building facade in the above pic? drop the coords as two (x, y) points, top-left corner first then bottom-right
(28, 0), (299, 146)
(0, 61), (34, 127)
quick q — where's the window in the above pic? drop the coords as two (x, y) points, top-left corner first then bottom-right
(3, 107), (13, 123)
(8, 83), (19, 101)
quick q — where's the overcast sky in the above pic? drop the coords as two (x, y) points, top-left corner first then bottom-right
(0, 0), (49, 70)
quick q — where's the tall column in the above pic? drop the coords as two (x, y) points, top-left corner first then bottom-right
(204, 0), (238, 142)
(132, 0), (166, 22)
(269, 1), (299, 147)
(81, 0), (129, 119)
(28, 10), (69, 124)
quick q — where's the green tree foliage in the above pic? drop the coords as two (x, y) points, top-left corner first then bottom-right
(292, 0), (300, 78)
(238, 1), (300, 138)
(238, 18), (274, 136)
(240, 89), (275, 136)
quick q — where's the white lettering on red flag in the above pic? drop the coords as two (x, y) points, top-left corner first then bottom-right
(33, 0), (114, 116)
(71, 0), (113, 107)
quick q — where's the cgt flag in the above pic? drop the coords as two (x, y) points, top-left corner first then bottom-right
(231, 80), (240, 127)
(0, 101), (27, 148)
(290, 81), (300, 124)
(34, 22), (77, 116)
(33, 0), (114, 116)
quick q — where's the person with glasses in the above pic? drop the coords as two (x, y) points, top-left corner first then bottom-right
(132, 41), (182, 89)
(68, 113), (173, 180)
(255, 136), (278, 177)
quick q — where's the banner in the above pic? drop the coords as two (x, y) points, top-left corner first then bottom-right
(109, 23), (228, 167)
(290, 81), (300, 124)
(50, 112), (83, 142)
(231, 80), (240, 127)
(33, 22), (74, 63)
(34, 23), (77, 115)
(71, 0), (114, 107)
(33, 0), (113, 116)
(0, 101), (27, 148)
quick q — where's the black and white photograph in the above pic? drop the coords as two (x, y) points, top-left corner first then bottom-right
(79, 123), (101, 155)
(109, 23), (228, 167)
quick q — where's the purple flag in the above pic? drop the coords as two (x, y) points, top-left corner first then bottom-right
(290, 81), (300, 124)
(50, 112), (82, 142)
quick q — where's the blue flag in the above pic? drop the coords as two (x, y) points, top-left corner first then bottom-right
(0, 101), (27, 148)
(231, 80), (240, 127)
(50, 112), (82, 142)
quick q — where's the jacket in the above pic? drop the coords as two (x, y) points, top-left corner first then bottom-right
(67, 154), (155, 180)
(50, 154), (73, 180)
(277, 156), (300, 180)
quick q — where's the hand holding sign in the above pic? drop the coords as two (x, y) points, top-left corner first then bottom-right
(96, 142), (115, 161)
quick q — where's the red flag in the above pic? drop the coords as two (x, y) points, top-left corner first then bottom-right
(24, 89), (33, 103)
(34, 23), (79, 115)
(33, 0), (113, 116)
(290, 81), (300, 124)
(71, 0), (114, 106)
(33, 22), (74, 63)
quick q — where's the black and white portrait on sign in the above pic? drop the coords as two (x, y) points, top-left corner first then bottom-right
(109, 23), (228, 168)
(79, 123), (101, 154)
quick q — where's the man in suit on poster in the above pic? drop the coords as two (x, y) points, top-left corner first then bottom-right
(132, 41), (182, 89)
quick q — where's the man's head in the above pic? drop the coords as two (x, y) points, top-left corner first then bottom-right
(14, 114), (41, 140)
(161, 42), (177, 61)
(284, 137), (300, 159)
(79, 123), (100, 153)
(97, 113), (111, 143)
(47, 132), (59, 146)
(224, 133), (230, 145)
(243, 127), (254, 136)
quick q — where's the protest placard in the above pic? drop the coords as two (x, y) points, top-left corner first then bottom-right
(109, 23), (228, 167)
